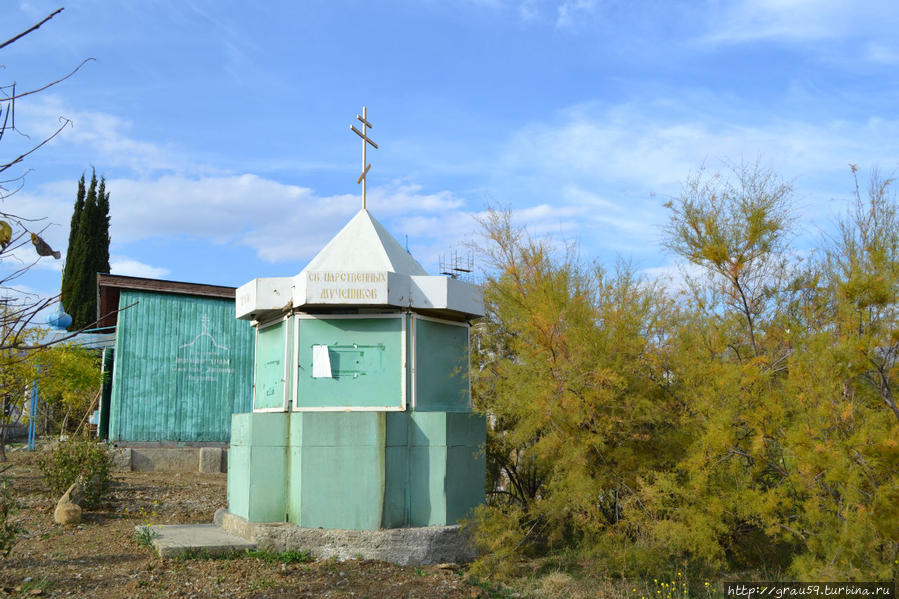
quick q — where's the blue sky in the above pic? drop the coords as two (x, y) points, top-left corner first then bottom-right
(4, 0), (899, 304)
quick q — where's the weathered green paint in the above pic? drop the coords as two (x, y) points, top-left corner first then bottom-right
(108, 290), (253, 442)
(228, 410), (485, 530)
(227, 444), (251, 518)
(290, 412), (386, 530)
(382, 445), (409, 527)
(231, 409), (288, 446)
(228, 445), (288, 522)
(287, 445), (303, 524)
(410, 411), (485, 447)
(407, 412), (486, 527)
(228, 413), (288, 522)
(445, 444), (487, 522)
(254, 320), (288, 410)
(231, 306), (484, 530)
(414, 318), (470, 411)
(295, 316), (404, 409)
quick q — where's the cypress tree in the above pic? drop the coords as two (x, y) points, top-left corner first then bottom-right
(60, 174), (85, 311)
(96, 176), (111, 273)
(62, 169), (111, 330)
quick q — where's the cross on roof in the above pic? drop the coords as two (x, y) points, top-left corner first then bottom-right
(350, 106), (378, 210)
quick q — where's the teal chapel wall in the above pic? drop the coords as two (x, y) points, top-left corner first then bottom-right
(414, 318), (470, 412)
(295, 316), (404, 409)
(108, 290), (254, 442)
(254, 320), (288, 410)
(228, 411), (486, 530)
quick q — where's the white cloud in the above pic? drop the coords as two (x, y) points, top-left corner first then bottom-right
(110, 257), (171, 279)
(701, 0), (899, 46)
(14, 95), (200, 176)
(498, 102), (899, 194)
(640, 261), (706, 293)
(556, 0), (597, 29)
(11, 172), (478, 267)
(441, 0), (601, 26)
(517, 0), (539, 21)
(866, 42), (899, 65)
(235, 180), (468, 263)
(11, 89), (898, 286)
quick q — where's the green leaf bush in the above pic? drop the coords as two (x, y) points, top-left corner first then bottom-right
(0, 475), (22, 558)
(38, 436), (113, 509)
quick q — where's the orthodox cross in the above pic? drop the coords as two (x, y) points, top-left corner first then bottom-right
(350, 106), (378, 210)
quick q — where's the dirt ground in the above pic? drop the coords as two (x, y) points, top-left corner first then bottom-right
(0, 447), (508, 599)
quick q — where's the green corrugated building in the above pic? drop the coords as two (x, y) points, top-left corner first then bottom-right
(97, 275), (254, 443)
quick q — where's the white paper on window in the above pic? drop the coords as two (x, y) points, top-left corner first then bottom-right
(312, 344), (332, 378)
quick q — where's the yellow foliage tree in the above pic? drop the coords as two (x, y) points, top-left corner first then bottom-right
(469, 210), (684, 576)
(36, 344), (103, 434)
(470, 164), (898, 581)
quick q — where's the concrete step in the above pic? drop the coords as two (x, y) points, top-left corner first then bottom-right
(138, 523), (256, 558)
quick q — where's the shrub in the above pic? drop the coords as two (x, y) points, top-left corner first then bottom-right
(0, 475), (22, 558)
(37, 435), (113, 509)
(135, 525), (160, 549)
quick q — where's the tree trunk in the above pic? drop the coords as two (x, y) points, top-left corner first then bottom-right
(0, 396), (7, 462)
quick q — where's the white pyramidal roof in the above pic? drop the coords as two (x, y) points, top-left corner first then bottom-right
(236, 208), (484, 321)
(301, 209), (428, 276)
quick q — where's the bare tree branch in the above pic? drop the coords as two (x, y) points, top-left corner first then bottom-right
(1, 57), (95, 102)
(0, 300), (138, 351)
(0, 116), (71, 174)
(0, 7), (64, 51)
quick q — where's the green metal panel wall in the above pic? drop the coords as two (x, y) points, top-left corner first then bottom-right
(108, 290), (254, 442)
(228, 411), (487, 529)
(414, 318), (470, 411)
(295, 316), (403, 409)
(254, 320), (288, 410)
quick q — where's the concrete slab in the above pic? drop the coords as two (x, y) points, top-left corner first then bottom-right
(138, 523), (256, 558)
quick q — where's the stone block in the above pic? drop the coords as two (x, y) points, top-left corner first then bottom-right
(199, 447), (223, 473)
(110, 447), (132, 471)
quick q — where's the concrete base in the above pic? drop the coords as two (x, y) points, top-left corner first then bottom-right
(214, 509), (476, 566)
(228, 411), (486, 529)
(111, 446), (227, 473)
(139, 523), (256, 558)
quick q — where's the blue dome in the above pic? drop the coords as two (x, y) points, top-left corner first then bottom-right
(47, 305), (73, 330)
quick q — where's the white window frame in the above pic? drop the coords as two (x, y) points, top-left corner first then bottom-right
(252, 314), (292, 413)
(292, 313), (407, 412)
(411, 314), (471, 411)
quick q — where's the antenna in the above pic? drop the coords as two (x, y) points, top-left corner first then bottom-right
(439, 249), (475, 282)
(350, 106), (378, 210)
